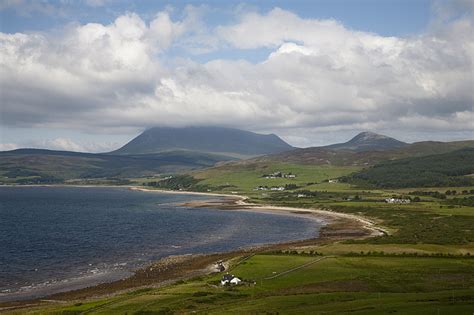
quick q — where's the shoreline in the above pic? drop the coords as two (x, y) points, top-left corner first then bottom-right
(128, 186), (247, 200)
(133, 186), (388, 237)
(0, 185), (386, 311)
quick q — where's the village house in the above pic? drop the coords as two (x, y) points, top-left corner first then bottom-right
(221, 274), (242, 286)
(262, 171), (297, 179)
(270, 186), (285, 191)
(263, 171), (283, 179)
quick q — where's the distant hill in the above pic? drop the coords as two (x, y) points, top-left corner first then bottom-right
(255, 140), (474, 167)
(0, 149), (236, 184)
(324, 131), (408, 151)
(111, 126), (294, 157)
(0, 126), (294, 184)
(343, 148), (474, 188)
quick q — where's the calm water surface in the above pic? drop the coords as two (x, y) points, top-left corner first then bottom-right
(0, 186), (323, 301)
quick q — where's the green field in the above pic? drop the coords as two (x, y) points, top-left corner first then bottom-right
(19, 254), (474, 314)
(192, 162), (360, 194)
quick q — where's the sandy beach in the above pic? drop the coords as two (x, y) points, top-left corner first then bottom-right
(131, 186), (389, 237)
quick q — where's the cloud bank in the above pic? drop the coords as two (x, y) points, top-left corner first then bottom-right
(1, 5), (473, 148)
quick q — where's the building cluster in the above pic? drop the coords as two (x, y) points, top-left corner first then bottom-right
(262, 171), (296, 179)
(385, 198), (411, 204)
(254, 186), (285, 191)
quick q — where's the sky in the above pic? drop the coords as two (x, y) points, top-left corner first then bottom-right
(0, 0), (473, 152)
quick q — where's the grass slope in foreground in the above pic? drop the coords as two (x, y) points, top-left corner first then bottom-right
(21, 254), (474, 314)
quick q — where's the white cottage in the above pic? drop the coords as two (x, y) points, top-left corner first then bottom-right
(221, 274), (242, 286)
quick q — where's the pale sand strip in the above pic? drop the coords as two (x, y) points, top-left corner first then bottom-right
(131, 187), (389, 237)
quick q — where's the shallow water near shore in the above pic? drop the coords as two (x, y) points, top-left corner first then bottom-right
(0, 186), (323, 302)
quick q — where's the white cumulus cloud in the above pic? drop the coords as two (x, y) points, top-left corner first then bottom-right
(0, 6), (472, 147)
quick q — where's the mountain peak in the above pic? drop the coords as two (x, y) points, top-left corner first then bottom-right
(351, 131), (391, 141)
(111, 126), (294, 157)
(325, 131), (407, 152)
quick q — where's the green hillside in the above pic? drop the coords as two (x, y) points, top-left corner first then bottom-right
(171, 141), (474, 195)
(259, 140), (474, 166)
(344, 148), (474, 188)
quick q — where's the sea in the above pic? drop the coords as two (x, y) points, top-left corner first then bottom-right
(0, 186), (323, 301)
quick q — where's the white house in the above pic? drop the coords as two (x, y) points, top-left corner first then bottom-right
(230, 277), (242, 285)
(270, 186), (285, 191)
(221, 274), (242, 286)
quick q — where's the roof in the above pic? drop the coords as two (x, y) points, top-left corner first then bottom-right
(221, 274), (234, 281)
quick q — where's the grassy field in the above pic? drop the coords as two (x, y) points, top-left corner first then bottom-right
(18, 254), (474, 314)
(192, 162), (360, 195)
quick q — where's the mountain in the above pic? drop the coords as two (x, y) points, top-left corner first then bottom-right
(111, 126), (294, 157)
(324, 131), (408, 152)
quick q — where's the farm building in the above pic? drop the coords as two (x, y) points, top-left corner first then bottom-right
(221, 274), (242, 285)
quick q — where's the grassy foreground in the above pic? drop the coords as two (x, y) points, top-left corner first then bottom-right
(14, 252), (474, 314)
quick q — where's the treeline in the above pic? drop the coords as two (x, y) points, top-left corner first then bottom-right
(263, 250), (324, 256)
(446, 196), (474, 207)
(3, 168), (43, 178)
(13, 175), (63, 184)
(343, 251), (472, 259)
(0, 168), (64, 184)
(144, 175), (210, 191)
(409, 190), (474, 200)
(409, 190), (447, 199)
(341, 148), (474, 188)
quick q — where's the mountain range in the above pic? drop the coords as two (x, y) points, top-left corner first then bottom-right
(1, 127), (473, 184)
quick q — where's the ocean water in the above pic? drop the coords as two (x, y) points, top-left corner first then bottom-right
(0, 186), (323, 301)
